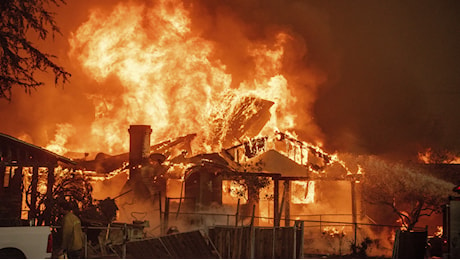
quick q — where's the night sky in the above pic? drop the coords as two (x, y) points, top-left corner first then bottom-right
(311, 0), (460, 160)
(0, 0), (459, 161)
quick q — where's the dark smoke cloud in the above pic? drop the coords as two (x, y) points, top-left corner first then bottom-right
(310, 0), (460, 160)
(0, 0), (459, 161)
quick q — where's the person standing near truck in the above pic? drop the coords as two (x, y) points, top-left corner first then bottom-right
(58, 201), (84, 258)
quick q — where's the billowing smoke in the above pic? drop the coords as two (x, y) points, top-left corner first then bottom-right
(0, 0), (459, 162)
(310, 0), (460, 160)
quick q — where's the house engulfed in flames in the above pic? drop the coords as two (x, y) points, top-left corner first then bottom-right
(66, 96), (362, 234)
(0, 97), (362, 234)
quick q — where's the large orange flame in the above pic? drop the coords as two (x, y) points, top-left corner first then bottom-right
(62, 0), (321, 155)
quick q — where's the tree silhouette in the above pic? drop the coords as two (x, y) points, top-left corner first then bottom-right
(359, 156), (455, 231)
(0, 0), (71, 101)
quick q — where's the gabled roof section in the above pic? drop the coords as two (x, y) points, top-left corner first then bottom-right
(0, 132), (75, 166)
(244, 149), (309, 178)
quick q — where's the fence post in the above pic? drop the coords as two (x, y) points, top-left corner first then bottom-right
(163, 197), (170, 235)
(235, 199), (240, 227)
(249, 204), (256, 258)
(293, 222), (297, 259)
(122, 223), (127, 259)
(272, 227), (276, 258)
(250, 225), (255, 258)
(298, 221), (304, 258)
(274, 178), (279, 227)
(351, 180), (358, 252)
(158, 191), (162, 230)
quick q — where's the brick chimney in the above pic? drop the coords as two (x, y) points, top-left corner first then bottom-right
(128, 125), (152, 179)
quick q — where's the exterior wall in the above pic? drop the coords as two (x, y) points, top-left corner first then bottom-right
(185, 171), (222, 208)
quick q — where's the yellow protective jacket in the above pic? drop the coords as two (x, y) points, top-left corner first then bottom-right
(61, 212), (83, 251)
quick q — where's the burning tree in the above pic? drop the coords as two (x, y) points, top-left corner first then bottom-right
(359, 156), (455, 231)
(0, 0), (70, 100)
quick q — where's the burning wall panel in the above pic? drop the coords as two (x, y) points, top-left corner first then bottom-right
(222, 180), (248, 205)
(291, 180), (315, 204)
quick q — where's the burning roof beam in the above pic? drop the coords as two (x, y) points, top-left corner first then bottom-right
(212, 96), (274, 148)
(72, 133), (198, 174)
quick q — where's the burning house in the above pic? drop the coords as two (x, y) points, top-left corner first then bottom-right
(1, 121), (453, 257)
(0, 133), (75, 225)
(78, 118), (360, 233)
(57, 115), (366, 258)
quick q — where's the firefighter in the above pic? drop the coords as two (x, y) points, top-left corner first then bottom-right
(57, 201), (84, 259)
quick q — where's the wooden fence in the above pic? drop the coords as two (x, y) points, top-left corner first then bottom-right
(208, 221), (304, 258)
(117, 230), (219, 258)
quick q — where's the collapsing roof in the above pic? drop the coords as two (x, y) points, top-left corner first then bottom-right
(68, 132), (341, 182)
(65, 95), (339, 179)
